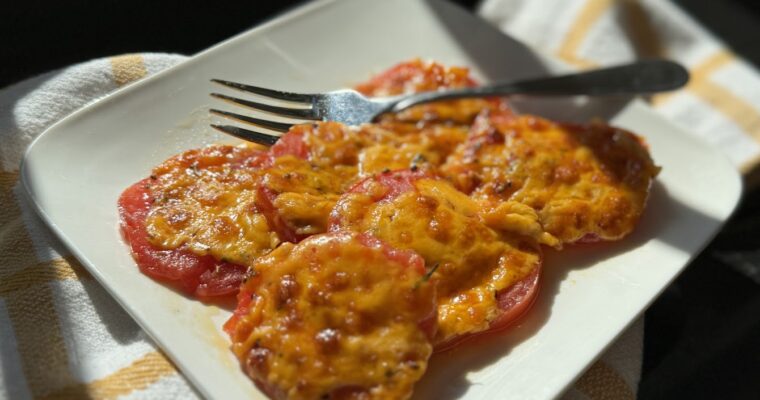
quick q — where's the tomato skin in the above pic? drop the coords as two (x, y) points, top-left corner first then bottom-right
(118, 179), (247, 298)
(346, 169), (431, 201)
(433, 264), (541, 352)
(356, 233), (425, 275)
(254, 185), (305, 244)
(195, 263), (248, 297)
(270, 130), (308, 160)
(328, 169), (431, 232)
(354, 59), (478, 96)
(223, 288), (254, 335)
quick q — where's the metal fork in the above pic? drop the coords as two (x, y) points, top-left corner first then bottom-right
(209, 59), (688, 146)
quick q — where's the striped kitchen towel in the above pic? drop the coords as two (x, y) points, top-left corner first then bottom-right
(0, 54), (197, 400)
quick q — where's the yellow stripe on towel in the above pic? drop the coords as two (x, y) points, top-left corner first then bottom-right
(110, 54), (148, 87)
(690, 79), (760, 144)
(651, 50), (734, 106)
(556, 0), (613, 68)
(0, 257), (91, 296)
(4, 281), (77, 396)
(0, 171), (38, 279)
(40, 351), (178, 400)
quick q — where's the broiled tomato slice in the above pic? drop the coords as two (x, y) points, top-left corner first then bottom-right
(255, 124), (362, 242)
(354, 58), (478, 96)
(118, 178), (247, 298)
(354, 59), (512, 125)
(329, 170), (542, 350)
(225, 231), (436, 400)
(253, 185), (304, 244)
(441, 114), (660, 246)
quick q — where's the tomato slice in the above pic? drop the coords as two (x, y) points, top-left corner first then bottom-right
(253, 185), (304, 244)
(224, 288), (254, 335)
(225, 231), (436, 399)
(329, 170), (542, 350)
(441, 115), (660, 245)
(354, 59), (478, 96)
(118, 179), (247, 298)
(270, 129), (308, 160)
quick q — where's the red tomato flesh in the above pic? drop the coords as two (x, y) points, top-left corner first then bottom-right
(118, 179), (247, 298)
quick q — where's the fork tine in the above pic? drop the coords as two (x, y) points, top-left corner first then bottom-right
(210, 124), (280, 146)
(211, 79), (314, 103)
(210, 109), (293, 133)
(210, 93), (320, 120)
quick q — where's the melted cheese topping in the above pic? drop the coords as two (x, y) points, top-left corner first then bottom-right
(145, 145), (278, 265)
(332, 177), (541, 343)
(261, 122), (472, 237)
(144, 141), (360, 262)
(142, 105), (482, 265)
(229, 233), (435, 400)
(442, 114), (660, 245)
(261, 156), (356, 236)
(290, 121), (468, 176)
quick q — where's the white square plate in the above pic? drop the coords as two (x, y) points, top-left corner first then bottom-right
(21, 0), (742, 398)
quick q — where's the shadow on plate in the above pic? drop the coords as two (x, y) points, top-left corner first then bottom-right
(423, 0), (548, 82)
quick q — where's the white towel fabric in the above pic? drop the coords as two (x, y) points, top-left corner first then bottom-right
(0, 54), (197, 400)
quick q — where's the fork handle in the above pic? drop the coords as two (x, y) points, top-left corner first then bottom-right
(389, 60), (689, 112)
